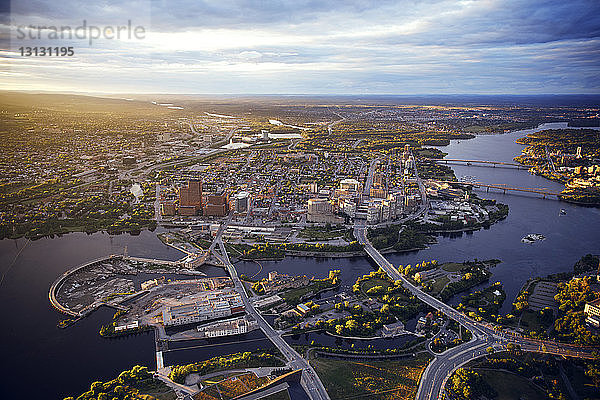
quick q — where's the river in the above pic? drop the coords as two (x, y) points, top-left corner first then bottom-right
(1, 123), (598, 398)
(0, 230), (194, 399)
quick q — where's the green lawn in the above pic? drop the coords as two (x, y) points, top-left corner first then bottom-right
(429, 276), (450, 294)
(311, 355), (431, 400)
(138, 380), (178, 400)
(518, 309), (552, 333)
(441, 262), (464, 272)
(299, 227), (348, 241)
(476, 369), (547, 400)
(281, 280), (336, 305)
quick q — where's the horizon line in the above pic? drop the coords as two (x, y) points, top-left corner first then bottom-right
(3, 89), (600, 98)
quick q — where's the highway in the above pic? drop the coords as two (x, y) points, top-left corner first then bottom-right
(211, 228), (330, 400)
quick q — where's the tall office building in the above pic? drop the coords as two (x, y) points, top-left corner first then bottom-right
(179, 179), (203, 215)
(204, 192), (230, 216)
(234, 192), (250, 213)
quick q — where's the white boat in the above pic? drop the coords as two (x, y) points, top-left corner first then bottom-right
(521, 233), (546, 244)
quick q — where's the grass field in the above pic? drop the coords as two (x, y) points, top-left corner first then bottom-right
(429, 276), (450, 294)
(441, 262), (464, 272)
(311, 355), (432, 400)
(281, 279), (336, 305)
(299, 227), (348, 241)
(518, 309), (552, 333)
(476, 369), (547, 400)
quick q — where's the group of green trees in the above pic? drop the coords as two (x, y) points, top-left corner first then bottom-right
(416, 158), (456, 181)
(63, 365), (159, 400)
(573, 254), (600, 274)
(169, 350), (284, 384)
(456, 282), (506, 322)
(399, 260), (437, 280)
(462, 351), (591, 400)
(367, 224), (435, 252)
(0, 188), (157, 240)
(553, 276), (600, 345)
(296, 118), (473, 154)
(252, 269), (341, 301)
(304, 268), (427, 337)
(438, 263), (492, 302)
(446, 368), (496, 400)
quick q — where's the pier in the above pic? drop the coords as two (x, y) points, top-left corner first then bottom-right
(48, 255), (122, 317)
(48, 254), (204, 318)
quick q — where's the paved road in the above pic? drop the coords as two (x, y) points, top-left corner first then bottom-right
(411, 150), (428, 205)
(363, 158), (380, 196)
(212, 237), (330, 400)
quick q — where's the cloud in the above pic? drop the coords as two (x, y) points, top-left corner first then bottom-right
(1, 0), (599, 93)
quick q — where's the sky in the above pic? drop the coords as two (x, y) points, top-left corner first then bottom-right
(1, 0), (600, 94)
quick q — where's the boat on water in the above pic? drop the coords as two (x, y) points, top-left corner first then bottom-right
(560, 209), (567, 215)
(521, 233), (546, 244)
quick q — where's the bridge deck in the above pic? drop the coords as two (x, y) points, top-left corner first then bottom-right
(432, 158), (525, 167)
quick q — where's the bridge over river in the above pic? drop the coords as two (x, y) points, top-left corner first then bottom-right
(431, 158), (528, 169)
(435, 179), (562, 198)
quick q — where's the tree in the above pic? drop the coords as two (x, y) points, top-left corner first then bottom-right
(118, 370), (132, 384)
(345, 319), (359, 331)
(486, 346), (494, 355)
(448, 368), (495, 400)
(585, 363), (600, 387)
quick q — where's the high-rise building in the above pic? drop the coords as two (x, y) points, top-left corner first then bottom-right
(370, 187), (387, 199)
(204, 193), (230, 216)
(234, 192), (250, 213)
(160, 201), (177, 216)
(340, 178), (360, 192)
(179, 179), (203, 215)
(307, 198), (332, 214)
(307, 198), (344, 223)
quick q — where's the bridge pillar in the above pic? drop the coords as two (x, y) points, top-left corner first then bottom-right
(503, 189), (506, 194)
(486, 187), (489, 192)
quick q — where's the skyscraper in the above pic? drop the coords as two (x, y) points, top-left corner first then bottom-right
(179, 179), (203, 215)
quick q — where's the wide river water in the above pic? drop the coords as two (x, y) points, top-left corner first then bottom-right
(1, 123), (598, 399)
